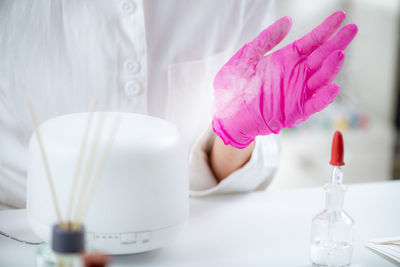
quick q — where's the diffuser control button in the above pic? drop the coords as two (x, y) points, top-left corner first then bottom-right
(121, 233), (137, 244)
(136, 231), (151, 243)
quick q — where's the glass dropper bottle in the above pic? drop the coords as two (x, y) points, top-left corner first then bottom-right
(310, 131), (354, 267)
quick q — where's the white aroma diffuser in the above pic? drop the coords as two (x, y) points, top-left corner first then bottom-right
(26, 112), (189, 255)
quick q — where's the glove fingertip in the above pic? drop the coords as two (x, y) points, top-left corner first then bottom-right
(347, 23), (359, 35)
(278, 16), (293, 30)
(305, 84), (340, 116)
(320, 83), (340, 106)
(326, 83), (341, 102)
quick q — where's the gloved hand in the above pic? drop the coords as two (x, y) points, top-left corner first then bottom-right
(212, 11), (358, 149)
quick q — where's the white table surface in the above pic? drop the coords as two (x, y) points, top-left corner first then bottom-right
(1, 181), (399, 266)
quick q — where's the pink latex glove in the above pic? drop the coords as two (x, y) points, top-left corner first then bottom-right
(212, 11), (358, 148)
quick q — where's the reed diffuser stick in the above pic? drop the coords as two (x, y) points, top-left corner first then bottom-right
(65, 98), (97, 227)
(75, 114), (121, 228)
(26, 98), (63, 227)
(72, 113), (105, 229)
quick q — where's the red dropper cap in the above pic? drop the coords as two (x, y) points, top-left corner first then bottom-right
(330, 131), (345, 166)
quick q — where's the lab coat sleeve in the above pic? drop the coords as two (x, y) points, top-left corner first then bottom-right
(189, 125), (281, 197)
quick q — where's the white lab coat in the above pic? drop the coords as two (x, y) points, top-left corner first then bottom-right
(0, 0), (280, 208)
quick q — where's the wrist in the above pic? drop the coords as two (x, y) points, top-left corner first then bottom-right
(210, 132), (255, 181)
(212, 118), (255, 149)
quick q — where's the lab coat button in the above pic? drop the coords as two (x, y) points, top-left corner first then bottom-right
(120, 1), (136, 15)
(124, 59), (140, 73)
(124, 80), (142, 96)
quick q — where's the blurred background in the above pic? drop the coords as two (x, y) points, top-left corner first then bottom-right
(269, 0), (400, 189)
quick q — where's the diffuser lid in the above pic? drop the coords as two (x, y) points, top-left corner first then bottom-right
(33, 112), (180, 150)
